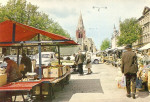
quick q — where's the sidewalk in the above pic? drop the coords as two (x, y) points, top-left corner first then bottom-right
(53, 63), (150, 102)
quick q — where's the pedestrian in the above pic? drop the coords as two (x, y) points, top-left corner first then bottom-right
(85, 51), (92, 74)
(20, 53), (32, 78)
(4, 57), (22, 82)
(76, 51), (85, 75)
(121, 44), (138, 99)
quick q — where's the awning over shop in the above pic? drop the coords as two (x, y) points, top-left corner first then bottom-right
(138, 43), (150, 50)
(0, 20), (78, 46)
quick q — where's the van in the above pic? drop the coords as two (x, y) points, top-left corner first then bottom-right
(33, 52), (56, 67)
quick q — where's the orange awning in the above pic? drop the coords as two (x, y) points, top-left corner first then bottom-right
(0, 20), (77, 46)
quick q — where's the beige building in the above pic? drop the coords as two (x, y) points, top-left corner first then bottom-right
(137, 6), (150, 46)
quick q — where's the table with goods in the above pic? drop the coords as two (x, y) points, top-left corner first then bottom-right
(0, 65), (71, 102)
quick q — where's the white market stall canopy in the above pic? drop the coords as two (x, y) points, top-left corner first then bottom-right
(138, 43), (150, 50)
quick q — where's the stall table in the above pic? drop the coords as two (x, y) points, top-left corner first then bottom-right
(0, 81), (41, 102)
(0, 72), (71, 101)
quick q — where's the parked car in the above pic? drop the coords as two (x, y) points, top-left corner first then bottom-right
(33, 52), (56, 67)
(91, 54), (101, 64)
(63, 55), (75, 61)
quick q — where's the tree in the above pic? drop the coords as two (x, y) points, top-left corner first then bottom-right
(0, 0), (70, 39)
(117, 18), (142, 46)
(100, 38), (110, 51)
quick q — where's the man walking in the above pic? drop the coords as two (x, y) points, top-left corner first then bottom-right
(121, 44), (138, 99)
(75, 51), (85, 75)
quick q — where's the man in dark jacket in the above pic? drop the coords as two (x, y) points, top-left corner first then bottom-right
(20, 53), (32, 78)
(121, 44), (138, 99)
(75, 51), (85, 75)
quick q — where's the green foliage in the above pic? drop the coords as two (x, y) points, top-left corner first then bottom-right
(117, 18), (142, 46)
(0, 0), (70, 40)
(100, 38), (110, 51)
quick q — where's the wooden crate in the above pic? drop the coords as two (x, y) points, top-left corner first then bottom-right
(0, 74), (7, 86)
(50, 68), (62, 78)
(43, 68), (50, 78)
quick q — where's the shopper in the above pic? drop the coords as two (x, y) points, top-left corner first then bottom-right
(76, 51), (85, 75)
(85, 51), (92, 74)
(20, 53), (32, 78)
(121, 44), (138, 99)
(4, 57), (22, 82)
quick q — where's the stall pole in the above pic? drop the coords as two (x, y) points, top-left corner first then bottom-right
(21, 44), (23, 55)
(38, 34), (42, 79)
(12, 23), (16, 43)
(38, 43), (42, 79)
(58, 45), (61, 65)
(17, 47), (20, 65)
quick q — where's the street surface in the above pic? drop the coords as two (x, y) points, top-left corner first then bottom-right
(53, 63), (150, 102)
(14, 63), (150, 102)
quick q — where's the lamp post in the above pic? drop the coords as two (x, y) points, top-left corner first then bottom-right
(93, 6), (107, 11)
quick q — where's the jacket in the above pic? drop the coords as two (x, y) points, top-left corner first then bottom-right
(121, 51), (138, 74)
(76, 53), (85, 64)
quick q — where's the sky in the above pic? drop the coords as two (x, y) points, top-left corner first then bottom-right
(0, 0), (150, 49)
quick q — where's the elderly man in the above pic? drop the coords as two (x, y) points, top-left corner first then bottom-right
(75, 51), (85, 75)
(121, 44), (138, 99)
(4, 57), (22, 82)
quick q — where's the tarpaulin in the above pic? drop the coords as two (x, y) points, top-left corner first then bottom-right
(0, 20), (77, 46)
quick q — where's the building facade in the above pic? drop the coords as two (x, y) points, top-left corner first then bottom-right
(138, 6), (150, 46)
(76, 13), (97, 53)
(111, 25), (120, 49)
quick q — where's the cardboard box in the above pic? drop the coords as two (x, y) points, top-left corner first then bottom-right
(43, 68), (50, 78)
(50, 68), (62, 78)
(66, 66), (70, 72)
(32, 83), (49, 95)
(33, 85), (40, 95)
(0, 74), (7, 86)
(62, 66), (66, 75)
(148, 71), (150, 91)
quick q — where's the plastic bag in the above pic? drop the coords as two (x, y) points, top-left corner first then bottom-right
(136, 78), (142, 88)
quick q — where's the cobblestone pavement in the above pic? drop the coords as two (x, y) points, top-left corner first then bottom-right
(10, 63), (150, 102)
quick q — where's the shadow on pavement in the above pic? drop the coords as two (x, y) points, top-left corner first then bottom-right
(136, 90), (149, 98)
(52, 79), (104, 102)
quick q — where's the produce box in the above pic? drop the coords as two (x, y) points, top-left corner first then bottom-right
(49, 67), (63, 78)
(43, 68), (50, 78)
(62, 66), (67, 75)
(0, 74), (7, 86)
(148, 71), (150, 92)
(32, 83), (50, 95)
(51, 62), (59, 66)
(66, 66), (70, 72)
(32, 85), (40, 95)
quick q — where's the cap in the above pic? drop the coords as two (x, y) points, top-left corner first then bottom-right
(125, 44), (132, 49)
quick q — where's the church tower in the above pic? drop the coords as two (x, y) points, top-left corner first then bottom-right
(76, 13), (86, 44)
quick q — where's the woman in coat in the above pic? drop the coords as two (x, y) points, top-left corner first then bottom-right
(85, 52), (92, 74)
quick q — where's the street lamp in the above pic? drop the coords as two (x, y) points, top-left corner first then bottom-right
(93, 6), (107, 11)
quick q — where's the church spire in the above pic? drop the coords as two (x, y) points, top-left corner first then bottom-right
(77, 12), (84, 30)
(76, 12), (86, 43)
(114, 24), (116, 30)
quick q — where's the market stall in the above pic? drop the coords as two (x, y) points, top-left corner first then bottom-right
(137, 43), (150, 92)
(0, 20), (78, 101)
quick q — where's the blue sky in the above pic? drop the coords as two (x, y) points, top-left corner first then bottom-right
(0, 0), (150, 49)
